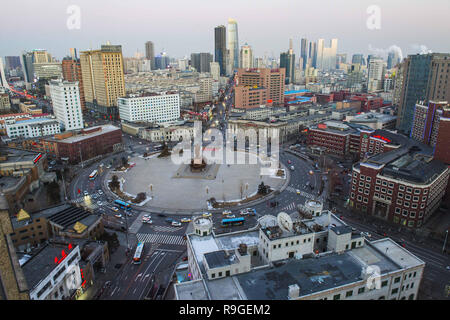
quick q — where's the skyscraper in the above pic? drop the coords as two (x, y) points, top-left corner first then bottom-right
(0, 57), (8, 89)
(227, 18), (239, 74)
(352, 54), (365, 66)
(80, 43), (125, 119)
(387, 51), (401, 69)
(20, 52), (34, 83)
(280, 40), (295, 84)
(316, 39), (338, 71)
(300, 38), (308, 70)
(214, 25), (227, 76)
(309, 41), (317, 68)
(396, 53), (450, 134)
(239, 43), (253, 69)
(145, 41), (155, 70)
(190, 53), (213, 73)
(367, 57), (385, 92)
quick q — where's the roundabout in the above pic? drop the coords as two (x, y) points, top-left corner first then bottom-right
(106, 149), (288, 211)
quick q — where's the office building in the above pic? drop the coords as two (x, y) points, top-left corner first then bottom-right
(387, 51), (401, 69)
(210, 62), (220, 81)
(239, 43), (253, 69)
(176, 210), (424, 300)
(280, 40), (295, 84)
(62, 56), (85, 111)
(6, 117), (60, 139)
(0, 58), (8, 89)
(195, 78), (213, 103)
(367, 57), (385, 92)
(396, 53), (450, 134)
(316, 39), (338, 71)
(118, 91), (180, 124)
(49, 79), (84, 131)
(411, 101), (450, 164)
(41, 125), (123, 164)
(350, 130), (449, 228)
(145, 41), (155, 70)
(235, 68), (285, 106)
(80, 43), (126, 119)
(154, 52), (170, 70)
(352, 54), (365, 66)
(309, 41), (317, 68)
(32, 62), (62, 80)
(214, 25), (227, 76)
(4, 56), (21, 72)
(191, 53), (213, 73)
(227, 18), (239, 74)
(300, 38), (308, 70)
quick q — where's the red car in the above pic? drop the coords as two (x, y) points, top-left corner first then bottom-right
(288, 160), (292, 164)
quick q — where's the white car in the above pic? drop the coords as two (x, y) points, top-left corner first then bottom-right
(97, 201), (103, 206)
(222, 210), (232, 216)
(98, 190), (103, 195)
(84, 191), (89, 196)
(172, 221), (182, 227)
(144, 219), (153, 224)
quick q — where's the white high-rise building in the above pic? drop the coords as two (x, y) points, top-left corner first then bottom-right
(118, 92), (180, 124)
(210, 62), (220, 81)
(227, 18), (239, 75)
(368, 58), (385, 92)
(239, 43), (253, 69)
(178, 58), (189, 71)
(49, 79), (84, 131)
(0, 57), (9, 89)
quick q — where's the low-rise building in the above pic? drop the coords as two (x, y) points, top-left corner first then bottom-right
(350, 138), (449, 228)
(5, 117), (61, 139)
(176, 208), (425, 300)
(346, 112), (397, 130)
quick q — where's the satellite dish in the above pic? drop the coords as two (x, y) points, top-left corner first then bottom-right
(277, 212), (293, 232)
(258, 215), (278, 228)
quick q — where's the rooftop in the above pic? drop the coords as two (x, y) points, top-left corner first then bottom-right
(204, 250), (238, 269)
(46, 124), (120, 144)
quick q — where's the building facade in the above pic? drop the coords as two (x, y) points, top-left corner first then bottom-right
(49, 79), (84, 131)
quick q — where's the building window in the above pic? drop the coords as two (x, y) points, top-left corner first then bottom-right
(382, 280), (388, 287)
(358, 287), (365, 294)
(392, 288), (399, 294)
(345, 290), (353, 298)
(399, 185), (405, 191)
(394, 277), (400, 283)
(398, 193), (403, 198)
(333, 294), (340, 300)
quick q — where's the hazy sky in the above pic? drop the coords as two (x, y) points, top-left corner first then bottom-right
(1, 0), (449, 60)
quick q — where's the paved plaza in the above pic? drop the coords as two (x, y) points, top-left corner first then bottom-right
(113, 151), (285, 210)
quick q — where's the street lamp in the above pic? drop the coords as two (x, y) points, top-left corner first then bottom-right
(443, 229), (449, 254)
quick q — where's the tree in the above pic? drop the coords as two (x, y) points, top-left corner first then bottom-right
(47, 181), (61, 204)
(110, 175), (120, 191)
(258, 182), (269, 195)
(121, 156), (128, 167)
(134, 192), (146, 203)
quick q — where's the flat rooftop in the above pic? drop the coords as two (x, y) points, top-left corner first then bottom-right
(21, 243), (78, 290)
(0, 147), (41, 164)
(49, 125), (120, 143)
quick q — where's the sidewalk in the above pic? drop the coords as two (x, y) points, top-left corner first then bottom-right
(78, 244), (129, 300)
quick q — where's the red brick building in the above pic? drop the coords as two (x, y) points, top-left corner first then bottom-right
(42, 125), (123, 164)
(350, 136), (449, 229)
(411, 101), (450, 165)
(62, 58), (85, 111)
(350, 94), (383, 112)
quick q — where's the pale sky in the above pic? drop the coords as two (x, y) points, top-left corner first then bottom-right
(1, 0), (449, 60)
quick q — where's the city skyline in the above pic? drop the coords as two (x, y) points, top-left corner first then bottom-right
(1, 0), (449, 60)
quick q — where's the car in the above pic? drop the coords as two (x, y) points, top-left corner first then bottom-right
(181, 218), (192, 223)
(126, 212), (133, 217)
(114, 214), (122, 218)
(446, 266), (450, 271)
(172, 221), (182, 227)
(111, 207), (119, 212)
(202, 212), (212, 218)
(144, 219), (153, 224)
(228, 215), (236, 219)
(222, 210), (232, 216)
(97, 201), (103, 206)
(84, 191), (89, 196)
(166, 218), (174, 224)
(98, 190), (104, 195)
(361, 231), (372, 238)
(290, 166), (295, 171)
(296, 189), (301, 195)
(106, 164), (112, 169)
(239, 210), (248, 215)
(143, 214), (151, 219)
(287, 160), (292, 164)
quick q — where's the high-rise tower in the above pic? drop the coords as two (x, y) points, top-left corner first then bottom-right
(214, 25), (227, 76)
(227, 18), (239, 75)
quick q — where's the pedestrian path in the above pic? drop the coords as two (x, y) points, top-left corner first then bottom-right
(152, 225), (183, 233)
(136, 233), (186, 246)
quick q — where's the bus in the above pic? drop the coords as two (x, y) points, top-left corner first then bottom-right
(133, 242), (144, 264)
(114, 199), (131, 210)
(89, 170), (98, 180)
(221, 217), (245, 228)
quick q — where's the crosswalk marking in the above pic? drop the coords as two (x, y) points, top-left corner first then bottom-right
(286, 186), (315, 199)
(136, 233), (186, 246)
(281, 202), (297, 212)
(152, 225), (182, 233)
